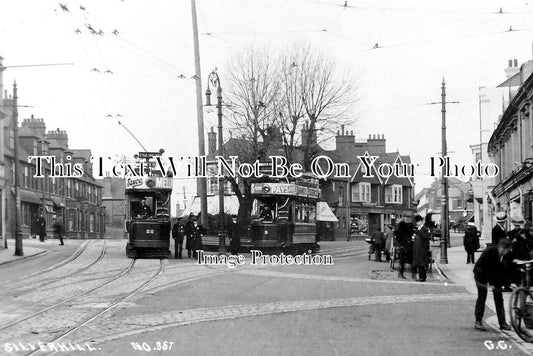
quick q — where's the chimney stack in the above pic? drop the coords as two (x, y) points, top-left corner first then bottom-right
(505, 58), (520, 78)
(367, 134), (386, 154)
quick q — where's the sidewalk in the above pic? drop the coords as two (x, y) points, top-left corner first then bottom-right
(0, 239), (47, 266)
(435, 245), (533, 354)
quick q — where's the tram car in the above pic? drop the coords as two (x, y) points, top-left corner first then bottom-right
(125, 176), (172, 258)
(249, 176), (321, 254)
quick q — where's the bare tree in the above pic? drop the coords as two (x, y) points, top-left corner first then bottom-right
(220, 44), (357, 242)
(223, 49), (283, 242)
(279, 43), (356, 169)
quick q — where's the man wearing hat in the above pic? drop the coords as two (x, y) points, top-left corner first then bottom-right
(464, 222), (480, 264)
(473, 238), (513, 331)
(185, 213), (196, 258)
(507, 218), (523, 242)
(491, 212), (507, 246)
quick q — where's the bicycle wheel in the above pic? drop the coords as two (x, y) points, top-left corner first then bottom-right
(509, 287), (533, 343)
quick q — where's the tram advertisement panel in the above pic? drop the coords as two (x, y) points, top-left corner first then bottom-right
(251, 182), (320, 199)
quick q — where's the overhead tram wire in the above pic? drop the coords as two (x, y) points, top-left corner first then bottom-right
(312, 0), (533, 16)
(70, 3), (122, 116)
(68, 4), (189, 78)
(56, 5), (113, 115)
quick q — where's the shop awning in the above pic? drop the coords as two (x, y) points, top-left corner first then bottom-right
(317, 202), (338, 222)
(13, 189), (43, 205)
(51, 196), (66, 208)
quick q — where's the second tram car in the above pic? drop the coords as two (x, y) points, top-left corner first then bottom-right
(125, 176), (172, 258)
(249, 176), (321, 253)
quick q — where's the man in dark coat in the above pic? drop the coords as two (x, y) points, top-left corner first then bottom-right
(185, 214), (196, 258)
(508, 228), (533, 285)
(136, 198), (153, 218)
(35, 212), (47, 242)
(191, 218), (205, 259)
(228, 215), (240, 255)
(473, 238), (513, 331)
(491, 212), (507, 246)
(172, 220), (185, 259)
(371, 228), (386, 262)
(394, 216), (414, 279)
(464, 223), (480, 264)
(412, 215), (431, 282)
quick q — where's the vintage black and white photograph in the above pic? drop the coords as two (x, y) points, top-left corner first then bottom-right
(1, 0), (533, 355)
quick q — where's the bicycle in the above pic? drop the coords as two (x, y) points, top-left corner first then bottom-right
(509, 258), (533, 342)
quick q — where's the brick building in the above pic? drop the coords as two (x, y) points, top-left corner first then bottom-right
(2, 112), (105, 239)
(488, 60), (533, 224)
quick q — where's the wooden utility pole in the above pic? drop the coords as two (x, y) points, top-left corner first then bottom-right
(427, 79), (459, 264)
(190, 0), (208, 227)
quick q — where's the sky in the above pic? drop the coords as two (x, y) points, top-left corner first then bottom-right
(1, 0), (533, 209)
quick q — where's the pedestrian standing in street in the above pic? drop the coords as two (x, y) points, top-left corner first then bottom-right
(52, 218), (65, 245)
(412, 215), (431, 282)
(463, 222), (480, 264)
(35, 211), (47, 242)
(384, 225), (394, 262)
(191, 216), (205, 259)
(172, 220), (184, 259)
(395, 215), (415, 279)
(228, 215), (240, 255)
(473, 238), (513, 331)
(185, 213), (195, 258)
(491, 212), (507, 246)
(371, 228), (385, 262)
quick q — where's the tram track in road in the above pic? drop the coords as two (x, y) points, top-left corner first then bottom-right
(23, 241), (108, 292)
(0, 240), (93, 288)
(24, 259), (165, 356)
(0, 257), (136, 332)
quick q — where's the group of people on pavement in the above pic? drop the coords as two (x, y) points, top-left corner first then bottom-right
(370, 214), (432, 282)
(473, 211), (533, 332)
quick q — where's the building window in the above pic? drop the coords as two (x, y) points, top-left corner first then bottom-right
(23, 166), (28, 188)
(360, 183), (371, 202)
(385, 185), (403, 204)
(351, 182), (371, 202)
(89, 214), (95, 233)
(351, 183), (359, 202)
(339, 186), (344, 206)
(475, 152), (481, 163)
(456, 199), (463, 209)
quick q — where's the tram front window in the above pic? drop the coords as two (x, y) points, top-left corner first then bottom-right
(252, 198), (277, 222)
(132, 196), (154, 219)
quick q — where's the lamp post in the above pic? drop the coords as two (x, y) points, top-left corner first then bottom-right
(13, 82), (23, 256)
(205, 69), (226, 255)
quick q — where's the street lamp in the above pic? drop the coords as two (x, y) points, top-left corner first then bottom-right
(205, 68), (226, 255)
(12, 82), (23, 256)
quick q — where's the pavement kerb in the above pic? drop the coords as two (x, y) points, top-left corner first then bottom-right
(435, 248), (533, 354)
(0, 249), (47, 266)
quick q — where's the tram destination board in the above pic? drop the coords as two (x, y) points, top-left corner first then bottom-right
(138, 151), (161, 159)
